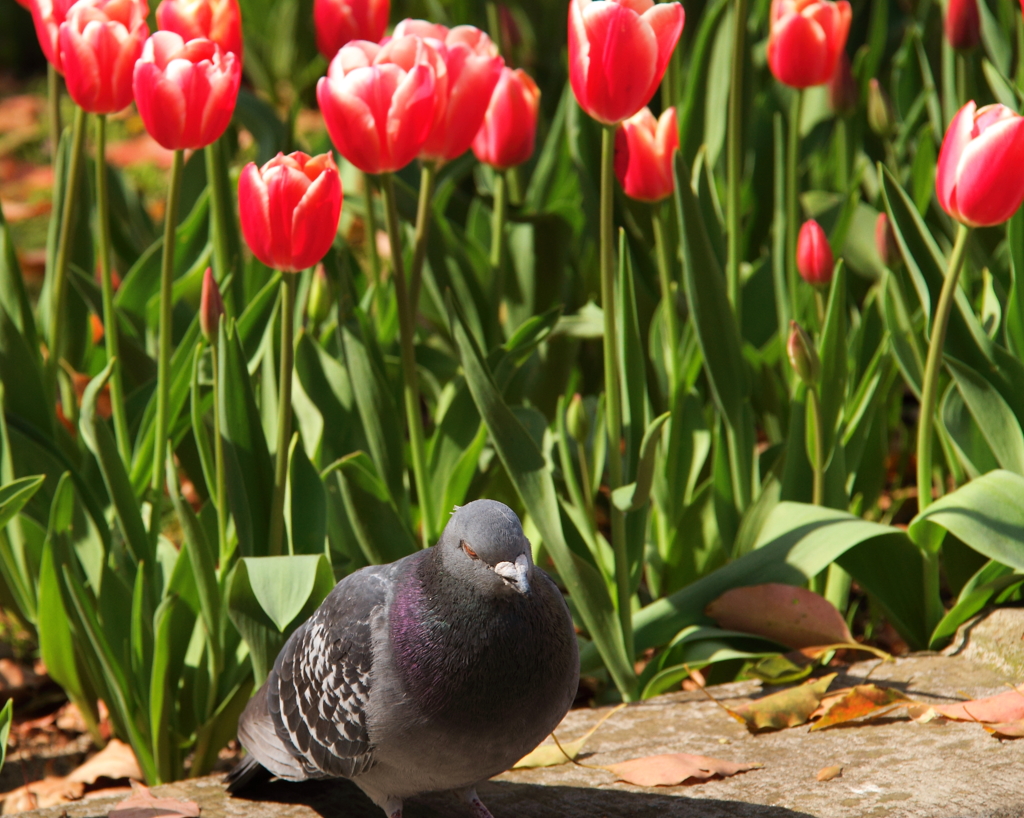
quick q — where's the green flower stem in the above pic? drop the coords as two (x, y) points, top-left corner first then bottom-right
(204, 138), (234, 287)
(362, 171), (382, 311)
(490, 169), (507, 333)
(917, 223), (969, 513)
(407, 161), (437, 314)
(382, 173), (436, 548)
(807, 385), (825, 507)
(600, 125), (631, 665)
(268, 272), (297, 557)
(786, 89), (803, 324)
(94, 114), (131, 463)
(47, 65), (61, 158)
(48, 105), (86, 390)
(211, 334), (229, 572)
(726, 0), (747, 322)
(150, 148), (185, 534)
(652, 201), (677, 393)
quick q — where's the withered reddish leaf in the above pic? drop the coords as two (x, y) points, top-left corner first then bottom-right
(603, 753), (763, 787)
(984, 719), (1024, 738)
(705, 584), (854, 649)
(930, 686), (1024, 723)
(729, 673), (837, 732)
(816, 765), (843, 781)
(810, 684), (913, 731)
(109, 784), (200, 818)
(67, 739), (142, 784)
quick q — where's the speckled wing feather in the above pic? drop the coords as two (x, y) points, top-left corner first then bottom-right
(266, 564), (394, 780)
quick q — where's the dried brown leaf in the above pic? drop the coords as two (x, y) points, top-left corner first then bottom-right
(705, 584), (854, 649)
(810, 685), (913, 730)
(513, 704), (625, 769)
(930, 686), (1024, 724)
(983, 719), (1024, 738)
(1, 777), (84, 814)
(603, 753), (763, 787)
(109, 784), (200, 818)
(67, 739), (142, 784)
(729, 674), (837, 732)
(816, 765), (843, 781)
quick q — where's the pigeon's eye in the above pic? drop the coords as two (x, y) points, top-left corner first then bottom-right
(461, 540), (479, 560)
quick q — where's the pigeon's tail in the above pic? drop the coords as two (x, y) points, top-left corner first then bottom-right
(224, 754), (272, 793)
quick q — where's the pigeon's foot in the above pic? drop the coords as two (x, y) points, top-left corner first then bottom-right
(459, 788), (495, 818)
(380, 795), (402, 818)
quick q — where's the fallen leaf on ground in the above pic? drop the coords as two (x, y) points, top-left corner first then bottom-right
(745, 653), (815, 685)
(729, 674), (837, 732)
(928, 686), (1024, 724)
(67, 739), (143, 784)
(983, 719), (1024, 738)
(706, 584), (853, 649)
(1, 777), (85, 814)
(603, 753), (762, 787)
(810, 685), (914, 731)
(816, 765), (842, 781)
(108, 784), (200, 818)
(513, 704), (625, 768)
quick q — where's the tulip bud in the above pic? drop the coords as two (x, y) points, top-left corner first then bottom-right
(827, 51), (857, 117)
(472, 67), (541, 171)
(767, 0), (852, 89)
(568, 0), (685, 126)
(566, 393), (589, 443)
(313, 0), (389, 61)
(614, 106), (678, 203)
(307, 265), (333, 327)
(797, 219), (834, 286)
(946, 0), (980, 50)
(787, 321), (820, 386)
(156, 0), (244, 60)
(238, 151), (343, 273)
(200, 267), (224, 342)
(58, 0), (149, 114)
(867, 78), (897, 138)
(937, 101), (1024, 227)
(133, 32), (241, 150)
(875, 212), (899, 268)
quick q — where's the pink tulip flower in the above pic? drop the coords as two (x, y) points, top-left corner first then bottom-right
(472, 66), (541, 171)
(797, 219), (834, 286)
(945, 0), (980, 50)
(766, 0), (851, 89)
(313, 0), (389, 61)
(614, 106), (678, 203)
(156, 0), (243, 59)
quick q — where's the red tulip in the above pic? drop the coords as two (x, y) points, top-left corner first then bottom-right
(199, 266), (224, 341)
(945, 0), (980, 50)
(936, 101), (1024, 227)
(316, 39), (437, 174)
(797, 219), (833, 286)
(568, 0), (684, 126)
(59, 0), (149, 114)
(132, 32), (241, 150)
(386, 20), (504, 163)
(472, 66), (540, 170)
(614, 106), (678, 203)
(875, 212), (898, 268)
(31, 0), (80, 71)
(767, 0), (851, 89)
(156, 0), (243, 59)
(313, 0), (388, 61)
(238, 152), (343, 273)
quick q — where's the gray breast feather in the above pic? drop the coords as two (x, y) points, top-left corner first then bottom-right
(265, 565), (392, 780)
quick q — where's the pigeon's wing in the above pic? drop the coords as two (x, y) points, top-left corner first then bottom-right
(267, 563), (395, 780)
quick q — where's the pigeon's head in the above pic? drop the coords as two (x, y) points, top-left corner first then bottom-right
(439, 500), (534, 597)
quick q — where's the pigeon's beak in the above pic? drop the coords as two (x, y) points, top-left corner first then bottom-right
(494, 554), (531, 596)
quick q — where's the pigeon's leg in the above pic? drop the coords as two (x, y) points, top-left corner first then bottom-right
(459, 787), (495, 818)
(379, 795), (403, 818)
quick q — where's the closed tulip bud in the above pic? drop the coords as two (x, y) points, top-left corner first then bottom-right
(867, 78), (897, 138)
(787, 320), (820, 385)
(239, 151), (343, 273)
(31, 0), (79, 71)
(946, 0), (980, 50)
(566, 393), (589, 443)
(387, 20), (504, 164)
(317, 39), (437, 174)
(133, 32), (241, 150)
(472, 67), (540, 170)
(936, 101), (1024, 227)
(58, 0), (149, 114)
(314, 0), (389, 61)
(797, 219), (834, 286)
(306, 265), (333, 327)
(827, 51), (857, 117)
(875, 212), (899, 268)
(767, 0), (851, 89)
(568, 0), (685, 126)
(614, 106), (678, 203)
(156, 0), (243, 60)
(200, 267), (224, 342)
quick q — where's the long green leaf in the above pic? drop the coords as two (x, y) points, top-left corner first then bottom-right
(945, 357), (1024, 476)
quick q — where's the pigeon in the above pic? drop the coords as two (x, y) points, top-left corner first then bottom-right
(226, 499), (580, 818)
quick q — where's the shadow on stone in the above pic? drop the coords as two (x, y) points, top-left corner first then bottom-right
(232, 775), (817, 818)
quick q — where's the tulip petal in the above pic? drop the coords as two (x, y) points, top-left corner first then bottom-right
(952, 116), (1024, 226)
(767, 12), (828, 88)
(936, 101), (976, 219)
(582, 1), (657, 124)
(133, 63), (186, 149)
(290, 168), (342, 271)
(423, 52), (502, 161)
(238, 162), (275, 270)
(386, 63), (437, 171)
(641, 2), (684, 105)
(318, 73), (384, 174)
